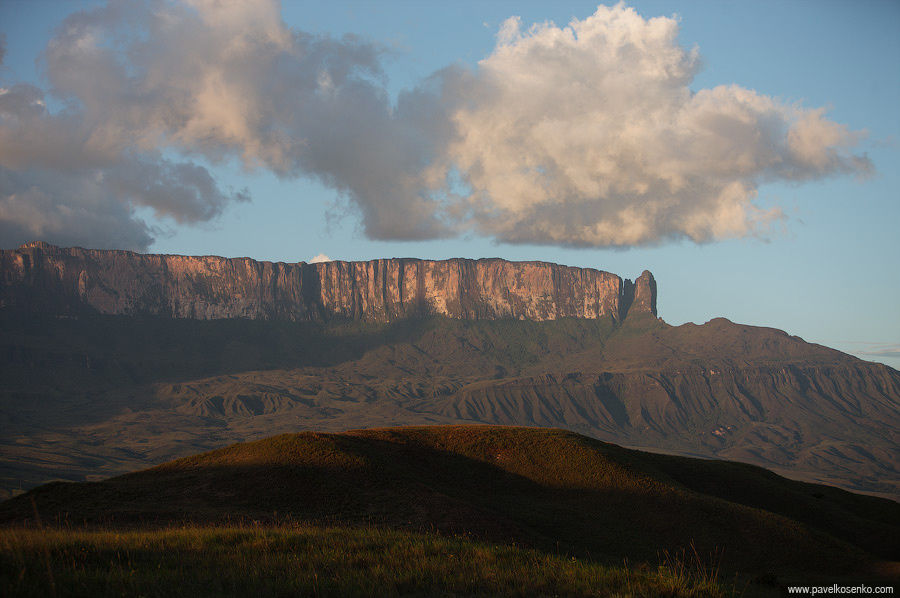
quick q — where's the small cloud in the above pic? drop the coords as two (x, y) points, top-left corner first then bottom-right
(309, 253), (331, 263)
(855, 345), (900, 359)
(842, 342), (900, 360)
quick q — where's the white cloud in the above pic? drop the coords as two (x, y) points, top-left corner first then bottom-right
(427, 4), (872, 246)
(0, 1), (872, 250)
(309, 253), (331, 263)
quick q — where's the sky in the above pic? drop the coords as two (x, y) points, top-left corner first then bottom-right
(1, 0), (898, 368)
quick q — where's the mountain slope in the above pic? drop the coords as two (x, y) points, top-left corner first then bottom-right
(1, 309), (898, 500)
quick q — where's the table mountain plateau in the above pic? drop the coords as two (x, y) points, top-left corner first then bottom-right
(1, 242), (897, 501)
(2, 241), (648, 322)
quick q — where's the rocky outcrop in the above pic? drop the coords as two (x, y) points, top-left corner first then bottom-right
(0, 242), (656, 322)
(620, 270), (657, 319)
(631, 270), (658, 317)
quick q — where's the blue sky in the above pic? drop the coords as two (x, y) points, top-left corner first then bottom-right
(1, 0), (898, 368)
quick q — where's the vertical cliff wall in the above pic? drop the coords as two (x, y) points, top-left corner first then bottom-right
(0, 242), (657, 322)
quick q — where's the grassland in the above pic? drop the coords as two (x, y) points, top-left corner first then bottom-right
(0, 524), (729, 597)
(2, 425), (897, 597)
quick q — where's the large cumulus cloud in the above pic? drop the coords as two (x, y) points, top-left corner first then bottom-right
(435, 6), (871, 246)
(0, 1), (872, 250)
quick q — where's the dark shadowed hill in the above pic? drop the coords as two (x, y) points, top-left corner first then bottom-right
(2, 426), (898, 585)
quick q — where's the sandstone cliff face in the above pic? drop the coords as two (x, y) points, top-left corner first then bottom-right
(0, 242), (656, 322)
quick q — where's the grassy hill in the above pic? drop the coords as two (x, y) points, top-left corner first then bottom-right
(2, 426), (897, 595)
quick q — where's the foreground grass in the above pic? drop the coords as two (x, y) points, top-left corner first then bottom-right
(0, 524), (727, 597)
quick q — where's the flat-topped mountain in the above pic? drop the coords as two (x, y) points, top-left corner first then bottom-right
(1, 242), (655, 322)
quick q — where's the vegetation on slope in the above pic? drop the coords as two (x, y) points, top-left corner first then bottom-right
(0, 525), (728, 598)
(2, 426), (896, 586)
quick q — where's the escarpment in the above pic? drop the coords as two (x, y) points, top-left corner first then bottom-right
(0, 242), (656, 323)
